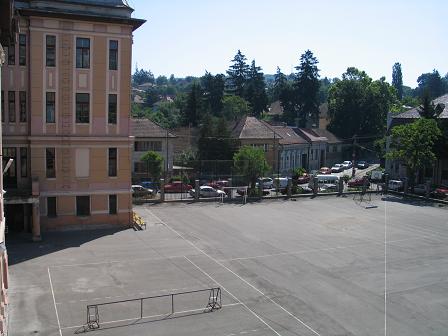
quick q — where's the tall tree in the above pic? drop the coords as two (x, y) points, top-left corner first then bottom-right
(183, 82), (203, 127)
(140, 151), (164, 181)
(233, 146), (270, 190)
(222, 95), (251, 120)
(272, 67), (288, 102)
(245, 60), (268, 117)
(327, 67), (396, 139)
(226, 50), (250, 97)
(294, 50), (321, 127)
(201, 72), (225, 116)
(132, 68), (155, 85)
(392, 62), (403, 100)
(415, 70), (448, 99)
(386, 118), (441, 189)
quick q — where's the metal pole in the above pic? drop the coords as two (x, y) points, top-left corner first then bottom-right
(352, 135), (357, 178)
(171, 294), (174, 314)
(140, 298), (143, 319)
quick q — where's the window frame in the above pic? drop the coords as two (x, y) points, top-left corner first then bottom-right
(75, 93), (90, 124)
(47, 197), (57, 218)
(46, 147), (56, 179)
(108, 94), (117, 124)
(46, 92), (56, 123)
(109, 40), (118, 70)
(19, 34), (26, 66)
(76, 37), (90, 69)
(46, 35), (56, 67)
(7, 44), (15, 65)
(108, 148), (118, 177)
(76, 195), (91, 217)
(8, 91), (15, 122)
(109, 194), (117, 215)
(19, 91), (27, 122)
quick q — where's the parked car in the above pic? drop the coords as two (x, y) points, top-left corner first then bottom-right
(308, 175), (339, 190)
(341, 161), (353, 169)
(258, 177), (274, 189)
(207, 180), (229, 190)
(331, 164), (345, 173)
(356, 161), (369, 169)
(131, 185), (154, 198)
(348, 177), (370, 188)
(273, 177), (289, 191)
(388, 180), (404, 191)
(296, 173), (310, 184)
(140, 181), (159, 192)
(319, 167), (332, 175)
(189, 186), (226, 198)
(413, 184), (429, 196)
(369, 170), (384, 183)
(163, 181), (193, 193)
(432, 185), (448, 199)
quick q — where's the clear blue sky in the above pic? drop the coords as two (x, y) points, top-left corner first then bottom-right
(129, 0), (447, 88)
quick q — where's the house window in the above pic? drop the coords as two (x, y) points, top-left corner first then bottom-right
(108, 148), (117, 177)
(47, 197), (57, 217)
(1, 91), (4, 122)
(19, 34), (26, 66)
(46, 148), (56, 178)
(76, 93), (89, 123)
(46, 92), (55, 123)
(46, 35), (56, 67)
(76, 196), (90, 217)
(109, 40), (118, 70)
(19, 91), (26, 122)
(108, 94), (117, 124)
(134, 141), (162, 152)
(109, 195), (117, 215)
(8, 91), (15, 122)
(7, 45), (15, 65)
(76, 37), (90, 69)
(442, 170), (448, 180)
(20, 147), (27, 177)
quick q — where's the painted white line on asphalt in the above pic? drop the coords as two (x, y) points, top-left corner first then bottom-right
(48, 267), (63, 336)
(146, 208), (321, 336)
(60, 302), (243, 330)
(184, 256), (282, 336)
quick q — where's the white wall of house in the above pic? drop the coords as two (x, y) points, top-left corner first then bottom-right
(279, 144), (309, 176)
(132, 137), (174, 176)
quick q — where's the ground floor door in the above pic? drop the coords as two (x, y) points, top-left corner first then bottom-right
(5, 204), (31, 234)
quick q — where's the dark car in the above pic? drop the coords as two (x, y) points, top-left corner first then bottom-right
(141, 181), (159, 192)
(356, 161), (369, 169)
(163, 181), (193, 193)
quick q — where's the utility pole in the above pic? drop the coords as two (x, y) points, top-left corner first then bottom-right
(352, 135), (357, 178)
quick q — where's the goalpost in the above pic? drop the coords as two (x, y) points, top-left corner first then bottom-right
(222, 186), (248, 205)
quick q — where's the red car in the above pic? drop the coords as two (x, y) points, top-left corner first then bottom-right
(296, 173), (310, 184)
(348, 177), (370, 188)
(433, 185), (448, 199)
(163, 181), (193, 193)
(207, 180), (229, 190)
(319, 167), (332, 175)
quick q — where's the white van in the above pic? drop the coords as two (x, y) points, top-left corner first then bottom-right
(388, 180), (404, 191)
(308, 175), (339, 191)
(273, 177), (289, 191)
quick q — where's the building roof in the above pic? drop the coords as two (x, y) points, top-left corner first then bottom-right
(231, 116), (278, 140)
(393, 94), (448, 120)
(310, 128), (342, 144)
(131, 118), (176, 138)
(269, 125), (308, 145)
(267, 101), (284, 116)
(294, 128), (328, 143)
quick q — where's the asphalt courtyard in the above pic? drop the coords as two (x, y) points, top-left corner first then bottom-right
(6, 195), (448, 336)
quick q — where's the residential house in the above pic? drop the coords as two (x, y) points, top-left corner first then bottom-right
(294, 128), (328, 170)
(311, 128), (344, 167)
(386, 94), (448, 185)
(131, 118), (176, 181)
(1, 0), (144, 236)
(231, 116), (280, 172)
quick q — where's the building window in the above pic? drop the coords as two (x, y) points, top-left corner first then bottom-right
(109, 40), (118, 70)
(108, 94), (117, 124)
(109, 195), (117, 215)
(108, 148), (117, 177)
(46, 92), (56, 123)
(47, 197), (57, 217)
(19, 91), (27, 122)
(1, 91), (4, 122)
(76, 196), (90, 217)
(8, 91), (15, 122)
(76, 37), (90, 69)
(19, 34), (26, 66)
(76, 93), (89, 123)
(7, 44), (15, 65)
(46, 35), (56, 67)
(442, 170), (448, 180)
(134, 141), (162, 152)
(20, 147), (27, 177)
(46, 148), (56, 178)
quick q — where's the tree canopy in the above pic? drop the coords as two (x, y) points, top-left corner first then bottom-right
(392, 62), (403, 100)
(140, 151), (164, 180)
(226, 50), (250, 97)
(233, 146), (270, 189)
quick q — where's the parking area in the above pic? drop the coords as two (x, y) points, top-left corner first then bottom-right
(7, 195), (448, 336)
